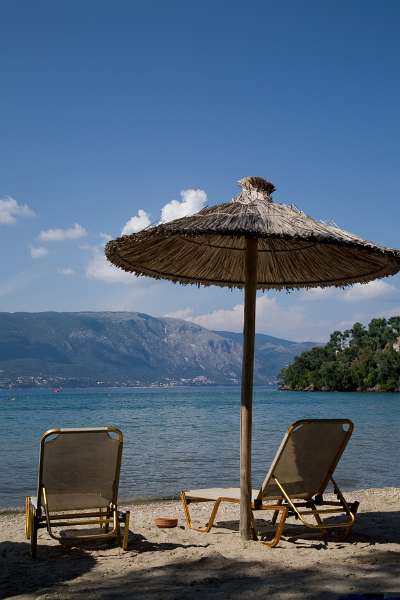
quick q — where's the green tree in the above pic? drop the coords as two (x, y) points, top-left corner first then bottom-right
(279, 316), (400, 392)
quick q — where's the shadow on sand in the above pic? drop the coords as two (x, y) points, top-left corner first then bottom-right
(1, 513), (399, 599)
(0, 534), (210, 599)
(0, 541), (96, 598)
(126, 530), (210, 553)
(19, 548), (396, 600)
(212, 510), (400, 545)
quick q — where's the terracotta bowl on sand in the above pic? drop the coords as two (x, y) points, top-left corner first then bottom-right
(154, 517), (178, 529)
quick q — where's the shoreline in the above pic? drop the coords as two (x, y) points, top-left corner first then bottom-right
(1, 485), (397, 514)
(0, 495), (179, 515)
(1, 487), (399, 599)
(279, 385), (400, 393)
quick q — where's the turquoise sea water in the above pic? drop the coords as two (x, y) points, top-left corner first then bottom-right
(0, 387), (398, 508)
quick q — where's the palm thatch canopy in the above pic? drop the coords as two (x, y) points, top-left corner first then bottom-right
(106, 176), (400, 290)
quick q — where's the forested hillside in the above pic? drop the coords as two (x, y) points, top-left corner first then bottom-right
(280, 317), (400, 392)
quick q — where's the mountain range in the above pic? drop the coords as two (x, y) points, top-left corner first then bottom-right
(0, 312), (316, 387)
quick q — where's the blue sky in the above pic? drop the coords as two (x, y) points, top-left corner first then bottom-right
(1, 0), (400, 341)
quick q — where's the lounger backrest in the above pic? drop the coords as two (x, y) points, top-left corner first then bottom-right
(38, 427), (123, 511)
(258, 419), (353, 502)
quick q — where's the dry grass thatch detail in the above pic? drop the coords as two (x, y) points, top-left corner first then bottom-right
(105, 176), (400, 290)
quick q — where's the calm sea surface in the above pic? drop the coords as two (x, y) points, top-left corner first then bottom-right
(0, 387), (398, 508)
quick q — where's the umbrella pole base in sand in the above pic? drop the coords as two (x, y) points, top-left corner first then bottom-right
(240, 237), (258, 541)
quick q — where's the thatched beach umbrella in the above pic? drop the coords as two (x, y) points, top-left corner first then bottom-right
(105, 176), (400, 540)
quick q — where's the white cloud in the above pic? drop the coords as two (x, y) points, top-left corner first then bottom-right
(30, 246), (48, 259)
(116, 188), (206, 241)
(39, 223), (87, 242)
(58, 267), (75, 276)
(0, 197), (35, 224)
(165, 307), (198, 320)
(121, 209), (151, 235)
(86, 249), (135, 284)
(99, 232), (112, 242)
(188, 303), (244, 331)
(172, 296), (308, 340)
(342, 280), (397, 302)
(160, 189), (207, 223)
(301, 287), (338, 301)
(301, 280), (398, 304)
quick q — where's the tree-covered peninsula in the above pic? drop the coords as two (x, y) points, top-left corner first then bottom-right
(279, 317), (400, 392)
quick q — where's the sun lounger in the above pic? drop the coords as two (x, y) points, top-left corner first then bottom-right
(180, 419), (359, 547)
(25, 427), (130, 558)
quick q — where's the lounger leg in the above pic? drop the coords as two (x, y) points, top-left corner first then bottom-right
(345, 502), (360, 539)
(330, 478), (358, 539)
(271, 498), (283, 525)
(261, 506), (288, 548)
(334, 501), (359, 541)
(250, 510), (258, 541)
(206, 499), (222, 532)
(30, 509), (38, 559)
(309, 500), (328, 536)
(120, 511), (130, 550)
(113, 506), (120, 541)
(105, 506), (111, 533)
(25, 496), (32, 540)
(180, 493), (222, 533)
(180, 492), (193, 528)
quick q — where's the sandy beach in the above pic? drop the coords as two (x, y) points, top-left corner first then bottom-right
(1, 488), (399, 599)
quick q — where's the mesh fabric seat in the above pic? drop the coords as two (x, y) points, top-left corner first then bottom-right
(25, 427), (130, 558)
(181, 419), (359, 547)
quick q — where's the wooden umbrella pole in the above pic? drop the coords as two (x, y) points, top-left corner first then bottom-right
(240, 236), (258, 540)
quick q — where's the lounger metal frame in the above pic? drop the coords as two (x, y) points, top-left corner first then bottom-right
(180, 419), (359, 547)
(25, 427), (130, 558)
